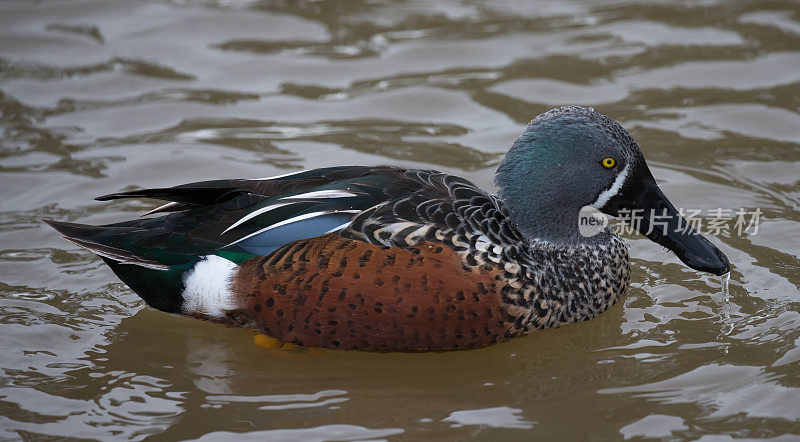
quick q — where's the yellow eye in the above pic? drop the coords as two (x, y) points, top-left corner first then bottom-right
(601, 157), (616, 168)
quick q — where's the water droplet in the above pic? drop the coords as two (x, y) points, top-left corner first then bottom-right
(718, 272), (733, 351)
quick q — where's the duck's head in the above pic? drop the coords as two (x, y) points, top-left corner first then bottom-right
(495, 106), (730, 276)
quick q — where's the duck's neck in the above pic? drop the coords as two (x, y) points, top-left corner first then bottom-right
(494, 188), (608, 246)
(508, 199), (583, 245)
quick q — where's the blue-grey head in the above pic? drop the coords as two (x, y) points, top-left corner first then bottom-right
(495, 106), (730, 275)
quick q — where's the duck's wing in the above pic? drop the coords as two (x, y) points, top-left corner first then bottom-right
(340, 169), (524, 253)
(47, 166), (521, 269)
(49, 167), (386, 263)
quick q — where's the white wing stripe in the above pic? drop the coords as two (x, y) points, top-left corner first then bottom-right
(142, 201), (182, 217)
(248, 169), (309, 181)
(222, 188), (361, 236)
(221, 202), (300, 234)
(324, 221), (353, 234)
(225, 210), (361, 247)
(280, 189), (359, 200)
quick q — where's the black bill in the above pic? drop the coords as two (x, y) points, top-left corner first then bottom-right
(605, 176), (730, 276)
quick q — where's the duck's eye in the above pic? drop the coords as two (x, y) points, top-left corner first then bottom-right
(601, 157), (616, 169)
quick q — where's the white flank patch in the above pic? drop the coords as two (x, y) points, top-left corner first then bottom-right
(591, 162), (630, 209)
(182, 255), (238, 318)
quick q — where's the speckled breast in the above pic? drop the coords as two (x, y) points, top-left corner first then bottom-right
(513, 234), (631, 332)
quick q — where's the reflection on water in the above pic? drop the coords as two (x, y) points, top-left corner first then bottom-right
(442, 407), (534, 430)
(1, 0), (799, 439)
(189, 425), (405, 442)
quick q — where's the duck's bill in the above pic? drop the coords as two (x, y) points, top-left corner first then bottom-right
(616, 179), (730, 276)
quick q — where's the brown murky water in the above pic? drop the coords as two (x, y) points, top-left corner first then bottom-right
(2, 0), (800, 440)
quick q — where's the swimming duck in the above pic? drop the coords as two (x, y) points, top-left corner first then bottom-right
(45, 106), (729, 351)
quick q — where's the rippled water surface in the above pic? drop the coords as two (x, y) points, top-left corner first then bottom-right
(2, 0), (800, 440)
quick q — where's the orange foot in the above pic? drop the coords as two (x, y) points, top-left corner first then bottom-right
(253, 334), (324, 354)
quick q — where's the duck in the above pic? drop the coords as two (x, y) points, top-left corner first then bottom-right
(45, 106), (729, 351)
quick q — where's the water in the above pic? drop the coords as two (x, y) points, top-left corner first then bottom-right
(1, 0), (800, 439)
